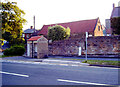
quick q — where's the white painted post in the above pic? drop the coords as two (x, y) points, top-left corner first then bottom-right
(85, 32), (88, 61)
(35, 44), (37, 52)
(78, 47), (81, 56)
(27, 44), (30, 56)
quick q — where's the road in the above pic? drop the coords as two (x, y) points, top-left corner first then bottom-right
(1, 62), (119, 86)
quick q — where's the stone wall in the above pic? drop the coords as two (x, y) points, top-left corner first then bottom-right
(37, 37), (48, 58)
(87, 36), (120, 54)
(48, 36), (120, 56)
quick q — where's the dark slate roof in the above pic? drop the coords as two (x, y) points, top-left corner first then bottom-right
(38, 18), (98, 35)
(24, 29), (35, 34)
(32, 30), (40, 36)
(111, 7), (120, 18)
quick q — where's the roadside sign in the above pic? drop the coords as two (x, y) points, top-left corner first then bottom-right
(86, 32), (88, 38)
(78, 47), (81, 56)
(85, 32), (88, 61)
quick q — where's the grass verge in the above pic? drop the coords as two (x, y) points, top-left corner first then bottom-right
(0, 55), (18, 58)
(82, 60), (120, 66)
(49, 58), (120, 66)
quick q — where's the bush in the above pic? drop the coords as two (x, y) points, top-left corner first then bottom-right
(4, 48), (11, 56)
(4, 45), (25, 56)
(48, 25), (70, 41)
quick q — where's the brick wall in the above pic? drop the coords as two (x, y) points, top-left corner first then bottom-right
(48, 36), (120, 56)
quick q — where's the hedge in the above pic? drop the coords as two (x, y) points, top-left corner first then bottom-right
(4, 45), (25, 56)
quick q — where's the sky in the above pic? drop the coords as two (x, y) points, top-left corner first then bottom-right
(2, 0), (119, 30)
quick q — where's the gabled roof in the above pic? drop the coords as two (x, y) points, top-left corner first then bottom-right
(24, 29), (37, 34)
(24, 29), (34, 34)
(111, 7), (120, 18)
(38, 18), (98, 35)
(28, 36), (42, 41)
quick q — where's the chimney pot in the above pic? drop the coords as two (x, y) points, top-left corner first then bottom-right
(113, 3), (115, 8)
(118, 1), (120, 7)
(30, 26), (33, 29)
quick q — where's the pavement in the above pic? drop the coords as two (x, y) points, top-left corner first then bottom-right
(49, 55), (120, 61)
(49, 54), (120, 58)
(0, 56), (120, 68)
(0, 56), (89, 66)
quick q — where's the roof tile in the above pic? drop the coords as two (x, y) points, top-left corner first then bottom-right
(28, 36), (42, 41)
(38, 18), (98, 35)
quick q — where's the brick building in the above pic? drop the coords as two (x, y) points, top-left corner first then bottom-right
(38, 18), (104, 38)
(27, 36), (48, 58)
(23, 26), (38, 41)
(105, 3), (120, 35)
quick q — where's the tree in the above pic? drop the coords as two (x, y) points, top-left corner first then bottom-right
(48, 25), (70, 41)
(2, 32), (12, 42)
(111, 17), (120, 35)
(1, 1), (26, 45)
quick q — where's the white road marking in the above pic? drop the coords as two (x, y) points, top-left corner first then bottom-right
(57, 79), (112, 86)
(0, 71), (29, 77)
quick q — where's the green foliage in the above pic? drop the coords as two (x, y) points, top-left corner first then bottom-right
(82, 60), (87, 63)
(1, 1), (26, 45)
(111, 17), (120, 35)
(4, 45), (25, 56)
(48, 25), (70, 41)
(2, 32), (12, 42)
(82, 60), (119, 66)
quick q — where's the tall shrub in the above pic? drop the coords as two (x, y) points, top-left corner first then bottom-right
(4, 45), (25, 56)
(48, 25), (70, 41)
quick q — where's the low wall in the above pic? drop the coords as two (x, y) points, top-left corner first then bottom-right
(48, 36), (120, 56)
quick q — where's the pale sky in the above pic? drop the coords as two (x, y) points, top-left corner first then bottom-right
(2, 0), (119, 30)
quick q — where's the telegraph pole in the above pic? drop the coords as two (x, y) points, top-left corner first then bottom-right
(34, 16), (35, 33)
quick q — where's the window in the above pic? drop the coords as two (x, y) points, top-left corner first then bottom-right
(22, 34), (25, 37)
(98, 26), (100, 31)
(27, 34), (29, 38)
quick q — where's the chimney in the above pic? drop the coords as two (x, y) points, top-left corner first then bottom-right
(113, 3), (115, 8)
(119, 1), (120, 7)
(30, 26), (33, 29)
